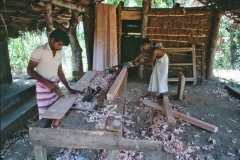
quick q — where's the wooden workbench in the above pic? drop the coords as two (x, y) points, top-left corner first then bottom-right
(29, 72), (163, 160)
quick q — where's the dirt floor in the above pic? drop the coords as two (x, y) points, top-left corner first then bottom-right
(1, 75), (240, 160)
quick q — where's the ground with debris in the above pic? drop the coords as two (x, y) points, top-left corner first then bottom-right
(1, 75), (240, 160)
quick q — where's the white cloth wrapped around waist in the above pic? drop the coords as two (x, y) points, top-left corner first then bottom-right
(148, 53), (169, 93)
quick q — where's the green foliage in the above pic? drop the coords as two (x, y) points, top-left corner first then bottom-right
(214, 16), (240, 70)
(8, 31), (48, 74)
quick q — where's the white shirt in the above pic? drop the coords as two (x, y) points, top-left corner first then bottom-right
(30, 43), (62, 79)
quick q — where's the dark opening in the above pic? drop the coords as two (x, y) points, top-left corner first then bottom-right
(121, 20), (141, 78)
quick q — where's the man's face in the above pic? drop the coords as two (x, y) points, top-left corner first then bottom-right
(142, 43), (150, 51)
(50, 38), (63, 51)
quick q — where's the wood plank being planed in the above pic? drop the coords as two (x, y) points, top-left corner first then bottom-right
(106, 67), (127, 100)
(41, 92), (78, 119)
(71, 70), (97, 92)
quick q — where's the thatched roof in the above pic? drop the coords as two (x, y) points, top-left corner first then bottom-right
(0, 0), (239, 41)
(0, 0), (93, 40)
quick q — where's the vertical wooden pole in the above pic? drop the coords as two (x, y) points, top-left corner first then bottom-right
(177, 72), (185, 100)
(44, 1), (53, 40)
(83, 4), (95, 70)
(139, 0), (151, 79)
(0, 40), (12, 84)
(34, 145), (47, 160)
(192, 44), (197, 84)
(206, 12), (222, 79)
(117, 2), (123, 64)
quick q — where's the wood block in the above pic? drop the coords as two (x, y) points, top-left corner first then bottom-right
(142, 99), (218, 133)
(177, 72), (185, 100)
(163, 96), (176, 129)
(106, 116), (122, 132)
(71, 70), (97, 92)
(97, 91), (105, 110)
(106, 67), (127, 100)
(41, 92), (78, 119)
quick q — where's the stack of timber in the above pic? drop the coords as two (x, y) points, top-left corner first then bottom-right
(93, 3), (118, 70)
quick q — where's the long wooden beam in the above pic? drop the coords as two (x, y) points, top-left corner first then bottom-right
(106, 67), (127, 100)
(29, 127), (163, 151)
(42, 0), (86, 12)
(142, 100), (218, 133)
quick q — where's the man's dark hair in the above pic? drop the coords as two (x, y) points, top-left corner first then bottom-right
(141, 38), (150, 46)
(49, 29), (70, 46)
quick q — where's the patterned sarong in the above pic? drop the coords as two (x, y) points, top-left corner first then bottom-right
(36, 77), (60, 119)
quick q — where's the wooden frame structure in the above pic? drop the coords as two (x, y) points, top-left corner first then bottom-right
(29, 70), (163, 160)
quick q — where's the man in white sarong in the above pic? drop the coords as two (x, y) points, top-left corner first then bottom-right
(134, 38), (169, 99)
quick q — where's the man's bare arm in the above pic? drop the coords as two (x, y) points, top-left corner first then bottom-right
(58, 64), (76, 94)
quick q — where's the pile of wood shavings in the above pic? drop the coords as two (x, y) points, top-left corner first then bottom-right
(87, 71), (117, 91)
(212, 87), (229, 98)
(1, 117), (37, 159)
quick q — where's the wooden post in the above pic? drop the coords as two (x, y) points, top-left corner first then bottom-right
(177, 72), (185, 100)
(69, 10), (84, 72)
(34, 145), (47, 160)
(192, 44), (197, 84)
(44, 1), (53, 40)
(0, 40), (12, 84)
(83, 4), (95, 70)
(206, 12), (222, 79)
(139, 0), (151, 79)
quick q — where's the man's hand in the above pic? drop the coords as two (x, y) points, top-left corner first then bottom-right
(67, 88), (77, 94)
(134, 61), (140, 66)
(46, 81), (60, 93)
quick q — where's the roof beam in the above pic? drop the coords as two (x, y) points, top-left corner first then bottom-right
(41, 0), (86, 12)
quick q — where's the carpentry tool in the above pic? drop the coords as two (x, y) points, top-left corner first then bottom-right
(83, 86), (102, 102)
(112, 61), (135, 68)
(70, 106), (130, 118)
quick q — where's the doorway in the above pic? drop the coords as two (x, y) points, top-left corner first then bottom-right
(121, 20), (141, 77)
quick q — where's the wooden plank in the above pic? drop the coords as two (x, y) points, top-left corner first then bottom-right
(34, 145), (47, 160)
(41, 92), (78, 119)
(169, 63), (193, 66)
(109, 4), (118, 67)
(162, 47), (192, 52)
(168, 77), (193, 81)
(177, 72), (185, 100)
(142, 100), (218, 133)
(163, 96), (176, 129)
(121, 10), (141, 20)
(192, 44), (197, 84)
(93, 3), (105, 70)
(29, 127), (163, 151)
(29, 127), (121, 149)
(71, 70), (97, 92)
(106, 116), (122, 132)
(106, 67), (127, 100)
